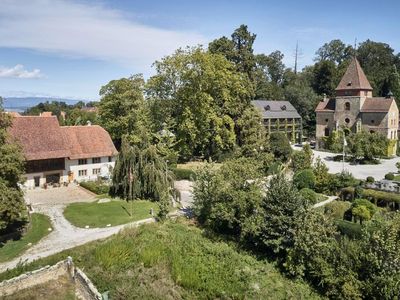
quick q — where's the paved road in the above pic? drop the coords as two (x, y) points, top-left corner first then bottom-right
(293, 145), (400, 180)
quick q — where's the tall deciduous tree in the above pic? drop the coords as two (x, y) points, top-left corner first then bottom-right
(147, 47), (253, 160)
(315, 39), (353, 65)
(98, 74), (148, 147)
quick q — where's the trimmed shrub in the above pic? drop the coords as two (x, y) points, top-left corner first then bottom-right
(80, 181), (110, 195)
(172, 168), (196, 181)
(366, 176), (375, 183)
(336, 220), (362, 239)
(385, 173), (395, 180)
(293, 169), (316, 190)
(361, 189), (400, 210)
(299, 188), (318, 205)
(324, 201), (351, 220)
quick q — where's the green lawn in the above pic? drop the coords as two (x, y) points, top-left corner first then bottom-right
(0, 213), (52, 263)
(0, 220), (321, 299)
(63, 199), (158, 228)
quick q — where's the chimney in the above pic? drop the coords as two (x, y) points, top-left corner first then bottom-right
(87, 121), (92, 126)
(386, 90), (394, 99)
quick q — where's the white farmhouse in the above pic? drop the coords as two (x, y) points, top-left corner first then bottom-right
(8, 112), (118, 189)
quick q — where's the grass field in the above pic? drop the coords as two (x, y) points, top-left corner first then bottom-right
(0, 220), (321, 299)
(0, 214), (52, 263)
(63, 199), (158, 228)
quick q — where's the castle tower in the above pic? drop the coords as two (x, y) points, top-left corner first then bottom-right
(335, 57), (373, 97)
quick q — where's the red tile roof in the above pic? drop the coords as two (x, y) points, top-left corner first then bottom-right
(9, 116), (70, 160)
(315, 98), (336, 112)
(361, 98), (394, 112)
(8, 116), (117, 161)
(336, 57), (373, 91)
(62, 126), (118, 159)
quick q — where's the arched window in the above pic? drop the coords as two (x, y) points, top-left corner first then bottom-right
(345, 118), (350, 124)
(345, 102), (350, 111)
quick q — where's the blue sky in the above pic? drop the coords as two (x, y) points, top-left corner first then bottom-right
(0, 0), (399, 100)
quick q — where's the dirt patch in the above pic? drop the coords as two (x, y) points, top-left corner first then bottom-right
(0, 275), (76, 300)
(26, 185), (96, 206)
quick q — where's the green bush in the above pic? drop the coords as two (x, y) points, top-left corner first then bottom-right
(336, 220), (362, 239)
(324, 201), (351, 220)
(293, 169), (316, 190)
(366, 176), (375, 183)
(384, 173), (395, 180)
(299, 188), (318, 205)
(79, 181), (110, 195)
(172, 168), (196, 180)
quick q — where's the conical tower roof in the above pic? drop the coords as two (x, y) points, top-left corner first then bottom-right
(335, 57), (373, 91)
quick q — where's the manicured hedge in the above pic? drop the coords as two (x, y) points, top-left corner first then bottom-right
(361, 189), (400, 207)
(172, 168), (196, 181)
(80, 181), (110, 195)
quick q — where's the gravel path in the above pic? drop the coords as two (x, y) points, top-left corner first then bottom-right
(0, 204), (155, 273)
(313, 196), (337, 208)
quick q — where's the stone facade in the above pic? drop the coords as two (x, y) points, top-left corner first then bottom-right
(315, 57), (399, 155)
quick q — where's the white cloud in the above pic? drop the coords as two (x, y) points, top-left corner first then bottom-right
(0, 0), (206, 68)
(0, 64), (43, 79)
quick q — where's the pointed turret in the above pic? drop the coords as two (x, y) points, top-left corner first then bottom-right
(336, 57), (373, 97)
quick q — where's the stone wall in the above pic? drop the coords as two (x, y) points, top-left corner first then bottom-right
(0, 257), (102, 300)
(0, 260), (70, 297)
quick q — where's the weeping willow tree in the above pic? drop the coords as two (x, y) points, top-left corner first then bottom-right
(111, 138), (174, 219)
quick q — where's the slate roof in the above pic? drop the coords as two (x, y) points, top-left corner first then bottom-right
(62, 126), (118, 159)
(361, 98), (394, 112)
(8, 115), (117, 161)
(252, 100), (301, 119)
(336, 57), (373, 91)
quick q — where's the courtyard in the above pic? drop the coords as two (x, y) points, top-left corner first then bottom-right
(293, 145), (400, 180)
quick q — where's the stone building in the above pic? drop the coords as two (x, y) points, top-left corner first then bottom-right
(252, 100), (302, 143)
(8, 112), (118, 189)
(315, 57), (399, 155)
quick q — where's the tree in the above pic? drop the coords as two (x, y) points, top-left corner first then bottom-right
(193, 158), (264, 239)
(357, 40), (397, 96)
(312, 60), (337, 96)
(351, 199), (377, 224)
(360, 213), (400, 299)
(259, 172), (308, 256)
(293, 169), (316, 190)
(283, 81), (319, 134)
(0, 106), (27, 233)
(291, 144), (313, 172)
(269, 131), (292, 162)
(147, 47), (253, 160)
(235, 106), (267, 156)
(347, 130), (388, 161)
(313, 157), (331, 194)
(111, 138), (173, 206)
(315, 39), (353, 65)
(98, 75), (147, 147)
(254, 52), (285, 99)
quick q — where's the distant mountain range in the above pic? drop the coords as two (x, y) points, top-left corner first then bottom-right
(2, 97), (87, 112)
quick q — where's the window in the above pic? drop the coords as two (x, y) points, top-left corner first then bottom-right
(324, 128), (330, 137)
(345, 118), (350, 124)
(78, 159), (87, 165)
(92, 157), (101, 164)
(78, 170), (87, 177)
(108, 156), (112, 162)
(92, 168), (101, 175)
(325, 118), (329, 122)
(371, 120), (375, 124)
(345, 102), (350, 111)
